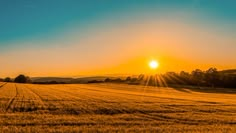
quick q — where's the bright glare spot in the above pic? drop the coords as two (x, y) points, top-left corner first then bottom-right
(149, 60), (159, 69)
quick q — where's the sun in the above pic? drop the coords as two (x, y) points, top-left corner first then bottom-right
(149, 60), (159, 69)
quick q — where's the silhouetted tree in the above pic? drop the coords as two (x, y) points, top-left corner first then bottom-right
(179, 71), (193, 85)
(180, 71), (190, 78)
(138, 74), (145, 81)
(114, 78), (122, 82)
(131, 77), (138, 82)
(104, 78), (111, 82)
(191, 69), (204, 86)
(164, 72), (180, 84)
(205, 68), (219, 87)
(14, 75), (31, 83)
(85, 68), (236, 88)
(4, 77), (11, 82)
(126, 76), (131, 82)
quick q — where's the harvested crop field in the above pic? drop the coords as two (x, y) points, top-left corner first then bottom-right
(0, 82), (235, 132)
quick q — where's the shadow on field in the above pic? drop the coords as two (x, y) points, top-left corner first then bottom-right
(170, 85), (236, 94)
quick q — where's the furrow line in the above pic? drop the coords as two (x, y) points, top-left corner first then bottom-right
(24, 85), (46, 109)
(5, 84), (18, 112)
(0, 83), (7, 90)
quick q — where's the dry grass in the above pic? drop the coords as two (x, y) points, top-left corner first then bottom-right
(0, 82), (235, 132)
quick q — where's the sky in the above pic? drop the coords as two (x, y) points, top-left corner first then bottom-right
(0, 0), (236, 77)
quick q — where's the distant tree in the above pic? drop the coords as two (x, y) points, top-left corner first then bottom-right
(125, 76), (131, 82)
(4, 77), (11, 82)
(180, 71), (190, 78)
(114, 78), (122, 82)
(191, 69), (204, 86)
(0, 78), (4, 82)
(14, 75), (31, 83)
(104, 78), (111, 82)
(93, 67), (236, 88)
(164, 72), (180, 84)
(130, 77), (138, 82)
(138, 74), (145, 81)
(179, 71), (192, 85)
(205, 68), (219, 88)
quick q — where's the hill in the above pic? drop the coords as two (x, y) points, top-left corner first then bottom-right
(31, 77), (74, 83)
(31, 76), (112, 84)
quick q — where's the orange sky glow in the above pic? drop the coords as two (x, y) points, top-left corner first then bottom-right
(0, 16), (235, 77)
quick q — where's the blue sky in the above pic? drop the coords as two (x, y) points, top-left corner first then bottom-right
(0, 0), (235, 45)
(0, 0), (235, 77)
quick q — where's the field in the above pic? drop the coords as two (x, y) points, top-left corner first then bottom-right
(0, 82), (235, 132)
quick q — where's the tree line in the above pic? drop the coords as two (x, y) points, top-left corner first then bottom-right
(0, 75), (31, 83)
(103, 68), (236, 88)
(1, 68), (236, 88)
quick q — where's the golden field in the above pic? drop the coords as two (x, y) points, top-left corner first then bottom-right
(0, 82), (235, 132)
